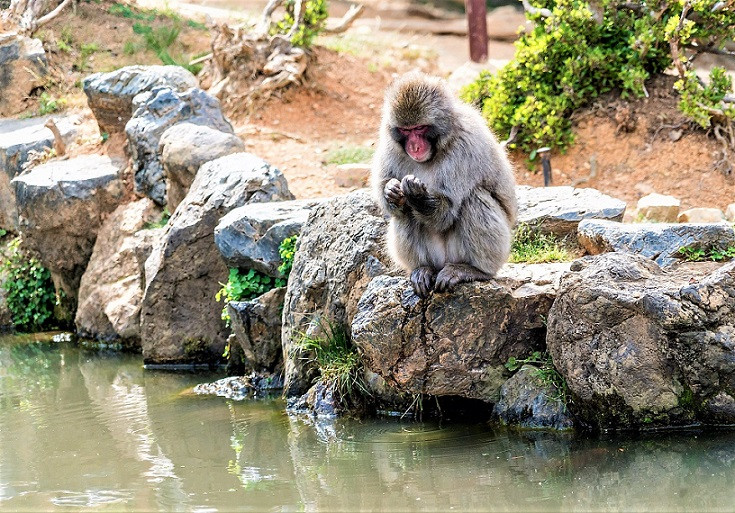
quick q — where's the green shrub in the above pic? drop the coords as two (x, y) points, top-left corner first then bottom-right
(216, 236), (298, 323)
(678, 244), (735, 262)
(0, 239), (57, 332)
(38, 92), (65, 115)
(461, 0), (735, 153)
(510, 223), (571, 263)
(273, 0), (328, 48)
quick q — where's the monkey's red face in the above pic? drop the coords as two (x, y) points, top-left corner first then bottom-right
(397, 125), (432, 162)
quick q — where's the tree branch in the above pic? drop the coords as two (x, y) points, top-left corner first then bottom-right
(520, 0), (551, 18)
(323, 4), (364, 34)
(285, 0), (304, 41)
(668, 1), (691, 80)
(29, 0), (73, 33)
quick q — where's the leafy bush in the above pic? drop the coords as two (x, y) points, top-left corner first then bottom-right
(0, 239), (57, 332)
(510, 223), (571, 263)
(273, 0), (328, 48)
(277, 236), (298, 276)
(461, 0), (735, 153)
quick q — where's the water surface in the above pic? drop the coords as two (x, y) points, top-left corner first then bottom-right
(2, 333), (735, 512)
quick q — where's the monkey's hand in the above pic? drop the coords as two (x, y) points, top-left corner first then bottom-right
(384, 178), (406, 208)
(401, 175), (428, 201)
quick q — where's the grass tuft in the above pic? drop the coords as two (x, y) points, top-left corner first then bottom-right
(509, 224), (571, 264)
(325, 146), (374, 166)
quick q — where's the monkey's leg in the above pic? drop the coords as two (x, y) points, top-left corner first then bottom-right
(434, 263), (491, 293)
(410, 266), (436, 298)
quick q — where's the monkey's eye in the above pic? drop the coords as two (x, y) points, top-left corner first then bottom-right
(398, 125), (429, 136)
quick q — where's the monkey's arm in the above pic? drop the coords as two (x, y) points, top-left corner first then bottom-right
(401, 175), (456, 231)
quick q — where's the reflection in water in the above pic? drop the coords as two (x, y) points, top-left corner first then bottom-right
(1, 334), (735, 511)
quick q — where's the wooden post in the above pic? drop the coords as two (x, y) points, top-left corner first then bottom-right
(466, 0), (488, 63)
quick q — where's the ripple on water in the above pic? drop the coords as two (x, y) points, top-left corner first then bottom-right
(50, 489), (132, 507)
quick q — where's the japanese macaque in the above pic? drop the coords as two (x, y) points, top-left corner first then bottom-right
(372, 72), (517, 297)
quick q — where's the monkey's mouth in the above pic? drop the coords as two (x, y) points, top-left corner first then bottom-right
(406, 144), (432, 162)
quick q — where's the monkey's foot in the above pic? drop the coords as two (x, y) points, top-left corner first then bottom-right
(434, 264), (491, 293)
(410, 266), (436, 298)
(384, 178), (406, 208)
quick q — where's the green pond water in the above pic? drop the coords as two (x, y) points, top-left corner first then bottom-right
(2, 333), (735, 512)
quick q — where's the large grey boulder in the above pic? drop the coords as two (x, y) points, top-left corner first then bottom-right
(0, 35), (47, 117)
(12, 155), (124, 306)
(75, 199), (162, 344)
(215, 199), (322, 278)
(126, 86), (234, 205)
(140, 153), (293, 365)
(227, 287), (287, 373)
(547, 253), (735, 429)
(160, 122), (245, 210)
(82, 65), (198, 134)
(578, 219), (735, 268)
(351, 263), (568, 402)
(0, 115), (80, 229)
(493, 365), (574, 430)
(282, 191), (390, 396)
(517, 186), (626, 236)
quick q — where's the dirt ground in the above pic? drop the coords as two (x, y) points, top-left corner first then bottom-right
(25, 0), (735, 212)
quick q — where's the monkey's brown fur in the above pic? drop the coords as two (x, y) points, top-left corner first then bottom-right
(371, 72), (517, 297)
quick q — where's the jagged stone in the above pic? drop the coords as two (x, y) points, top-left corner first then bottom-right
(0, 35), (47, 117)
(0, 115), (80, 229)
(227, 287), (287, 373)
(82, 65), (198, 134)
(547, 253), (735, 429)
(635, 193), (680, 223)
(726, 203), (735, 223)
(160, 122), (245, 210)
(281, 191), (390, 396)
(126, 86), (234, 205)
(517, 185), (626, 236)
(75, 199), (161, 344)
(351, 263), (569, 402)
(140, 153), (293, 365)
(12, 155), (124, 306)
(193, 373), (284, 400)
(493, 365), (574, 430)
(215, 199), (322, 278)
(578, 219), (735, 268)
(678, 208), (725, 223)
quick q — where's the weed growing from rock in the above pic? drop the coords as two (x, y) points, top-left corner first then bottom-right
(678, 244), (735, 262)
(505, 351), (569, 405)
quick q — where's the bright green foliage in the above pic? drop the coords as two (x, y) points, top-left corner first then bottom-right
(295, 321), (367, 403)
(277, 236), (298, 276)
(142, 208), (170, 230)
(461, 0), (735, 153)
(132, 22), (202, 74)
(109, 2), (156, 20)
(0, 239), (57, 332)
(76, 42), (99, 71)
(676, 68), (735, 128)
(510, 223), (571, 263)
(216, 236), (298, 323)
(274, 0), (328, 48)
(506, 351), (569, 404)
(678, 244), (735, 262)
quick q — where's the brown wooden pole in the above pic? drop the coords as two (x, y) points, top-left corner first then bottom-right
(466, 0), (488, 62)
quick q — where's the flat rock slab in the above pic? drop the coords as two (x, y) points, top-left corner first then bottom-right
(0, 35), (47, 117)
(351, 263), (569, 402)
(83, 65), (198, 134)
(578, 219), (735, 268)
(215, 199), (323, 277)
(547, 253), (735, 429)
(517, 186), (626, 236)
(13, 154), (124, 302)
(0, 115), (81, 228)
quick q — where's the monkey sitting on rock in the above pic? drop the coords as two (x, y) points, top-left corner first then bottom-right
(371, 72), (517, 297)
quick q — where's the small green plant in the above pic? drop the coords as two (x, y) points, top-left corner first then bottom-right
(326, 146), (374, 166)
(109, 2), (156, 20)
(510, 223), (571, 263)
(0, 238), (57, 332)
(132, 21), (201, 74)
(277, 236), (298, 276)
(273, 0), (328, 48)
(123, 39), (139, 55)
(75, 42), (99, 71)
(142, 208), (170, 230)
(678, 244), (735, 262)
(294, 321), (368, 404)
(216, 236), (297, 326)
(0, 229), (7, 238)
(38, 92), (64, 115)
(506, 351), (569, 404)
